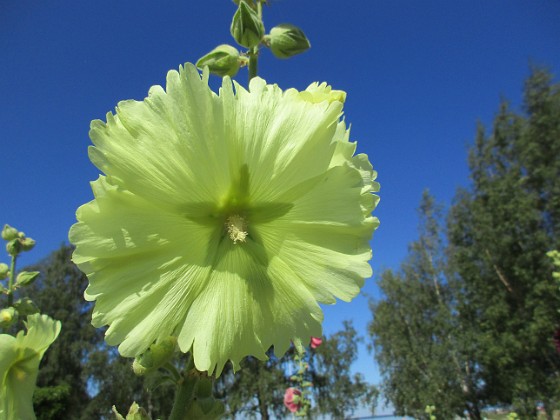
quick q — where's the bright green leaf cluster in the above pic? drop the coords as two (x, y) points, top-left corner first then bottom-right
(547, 250), (560, 282)
(1, 225), (41, 330)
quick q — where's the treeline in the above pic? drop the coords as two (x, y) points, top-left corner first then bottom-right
(369, 68), (560, 418)
(24, 245), (377, 419)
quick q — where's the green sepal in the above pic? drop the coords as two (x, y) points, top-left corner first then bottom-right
(132, 336), (177, 376)
(185, 398), (225, 419)
(112, 402), (151, 420)
(230, 1), (264, 48)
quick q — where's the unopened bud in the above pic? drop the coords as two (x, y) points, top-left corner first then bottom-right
(1, 225), (19, 241)
(197, 45), (244, 77)
(20, 237), (35, 251)
(0, 263), (8, 280)
(266, 24), (310, 59)
(230, 1), (265, 48)
(14, 297), (39, 316)
(6, 239), (22, 256)
(0, 307), (17, 328)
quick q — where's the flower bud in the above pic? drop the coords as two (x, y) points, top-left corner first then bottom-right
(6, 239), (22, 256)
(0, 263), (9, 280)
(310, 336), (322, 349)
(14, 297), (40, 316)
(284, 387), (302, 413)
(16, 271), (40, 287)
(0, 307), (17, 328)
(266, 24), (310, 59)
(21, 237), (36, 251)
(1, 225), (19, 241)
(196, 45), (243, 77)
(230, 1), (265, 48)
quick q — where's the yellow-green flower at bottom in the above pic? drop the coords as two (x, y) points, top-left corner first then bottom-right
(69, 63), (380, 375)
(0, 314), (61, 419)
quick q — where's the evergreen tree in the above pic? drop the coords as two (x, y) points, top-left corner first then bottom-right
(369, 191), (482, 419)
(447, 68), (560, 416)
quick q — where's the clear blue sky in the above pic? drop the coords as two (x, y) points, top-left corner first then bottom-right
(1, 0), (560, 405)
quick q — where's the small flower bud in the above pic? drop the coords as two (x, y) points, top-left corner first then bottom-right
(0, 307), (17, 328)
(20, 237), (36, 251)
(16, 271), (40, 287)
(310, 336), (322, 348)
(230, 1), (265, 48)
(14, 297), (40, 316)
(266, 24), (310, 59)
(1, 225), (19, 241)
(196, 45), (243, 77)
(284, 387), (302, 413)
(0, 263), (9, 280)
(6, 239), (22, 256)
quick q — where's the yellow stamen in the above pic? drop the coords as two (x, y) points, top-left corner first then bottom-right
(226, 214), (248, 244)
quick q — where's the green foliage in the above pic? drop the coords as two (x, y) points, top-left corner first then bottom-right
(32, 384), (71, 420)
(370, 192), (482, 419)
(216, 322), (377, 419)
(311, 321), (378, 418)
(215, 349), (288, 419)
(448, 68), (560, 416)
(370, 68), (560, 418)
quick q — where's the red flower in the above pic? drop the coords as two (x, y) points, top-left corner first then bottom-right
(284, 387), (302, 413)
(310, 337), (323, 349)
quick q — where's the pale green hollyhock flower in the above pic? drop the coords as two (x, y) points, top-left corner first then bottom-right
(0, 314), (61, 419)
(69, 63), (379, 375)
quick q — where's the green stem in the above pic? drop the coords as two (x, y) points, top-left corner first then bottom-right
(7, 254), (16, 306)
(247, 0), (263, 82)
(168, 373), (197, 420)
(248, 50), (258, 81)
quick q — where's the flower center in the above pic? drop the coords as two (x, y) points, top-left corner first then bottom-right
(226, 214), (248, 244)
